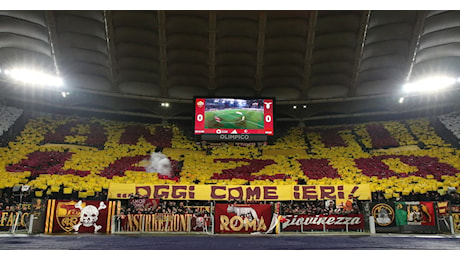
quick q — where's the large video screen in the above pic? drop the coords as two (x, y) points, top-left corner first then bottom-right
(194, 97), (274, 135)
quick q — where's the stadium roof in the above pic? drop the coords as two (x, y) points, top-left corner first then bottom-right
(0, 10), (459, 124)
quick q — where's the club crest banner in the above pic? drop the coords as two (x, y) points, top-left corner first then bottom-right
(371, 202), (396, 227)
(45, 200), (116, 234)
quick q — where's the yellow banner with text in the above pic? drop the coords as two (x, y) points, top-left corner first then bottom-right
(108, 183), (371, 201)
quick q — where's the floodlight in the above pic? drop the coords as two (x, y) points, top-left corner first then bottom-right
(403, 76), (456, 93)
(6, 68), (63, 88)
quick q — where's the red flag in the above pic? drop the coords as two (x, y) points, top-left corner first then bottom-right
(214, 115), (221, 122)
(420, 202), (436, 226)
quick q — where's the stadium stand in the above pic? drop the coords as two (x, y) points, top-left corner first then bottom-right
(0, 113), (459, 203)
(0, 106), (23, 146)
(0, 106), (23, 136)
(439, 110), (460, 143)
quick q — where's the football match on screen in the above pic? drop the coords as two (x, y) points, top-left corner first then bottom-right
(204, 98), (265, 130)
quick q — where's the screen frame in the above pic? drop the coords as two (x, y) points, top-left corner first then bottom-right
(193, 96), (275, 137)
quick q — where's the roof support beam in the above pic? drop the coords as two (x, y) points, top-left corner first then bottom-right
(255, 11), (266, 95)
(349, 10), (371, 97)
(157, 10), (168, 97)
(208, 11), (216, 95)
(103, 10), (120, 92)
(303, 11), (317, 98)
(45, 11), (62, 77)
(405, 11), (428, 82)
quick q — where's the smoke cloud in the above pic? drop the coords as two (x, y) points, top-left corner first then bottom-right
(145, 151), (172, 177)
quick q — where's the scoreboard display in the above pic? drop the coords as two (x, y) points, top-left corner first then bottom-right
(194, 97), (274, 136)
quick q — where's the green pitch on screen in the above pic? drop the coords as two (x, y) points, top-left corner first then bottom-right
(205, 109), (264, 129)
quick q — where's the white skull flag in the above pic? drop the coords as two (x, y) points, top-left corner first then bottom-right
(46, 200), (114, 234)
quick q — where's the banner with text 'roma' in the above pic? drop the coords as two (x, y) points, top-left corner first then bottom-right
(108, 183), (371, 201)
(214, 204), (272, 233)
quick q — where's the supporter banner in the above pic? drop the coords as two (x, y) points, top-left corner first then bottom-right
(293, 185), (370, 200)
(44, 200), (116, 234)
(0, 211), (31, 231)
(452, 213), (460, 233)
(121, 213), (193, 232)
(214, 204), (272, 233)
(395, 201), (435, 226)
(191, 215), (210, 232)
(109, 183), (137, 199)
(129, 198), (159, 212)
(452, 205), (460, 233)
(108, 183), (371, 201)
(371, 202), (396, 227)
(281, 214), (364, 231)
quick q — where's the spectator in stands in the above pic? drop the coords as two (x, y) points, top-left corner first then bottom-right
(447, 191), (460, 204)
(177, 155), (184, 172)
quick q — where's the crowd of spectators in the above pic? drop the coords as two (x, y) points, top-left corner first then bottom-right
(4, 186), (460, 215)
(372, 190), (460, 204)
(35, 187), (109, 202)
(3, 185), (460, 228)
(281, 199), (361, 215)
(119, 193), (211, 217)
(0, 187), (32, 213)
(117, 193), (365, 217)
(112, 189), (460, 219)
